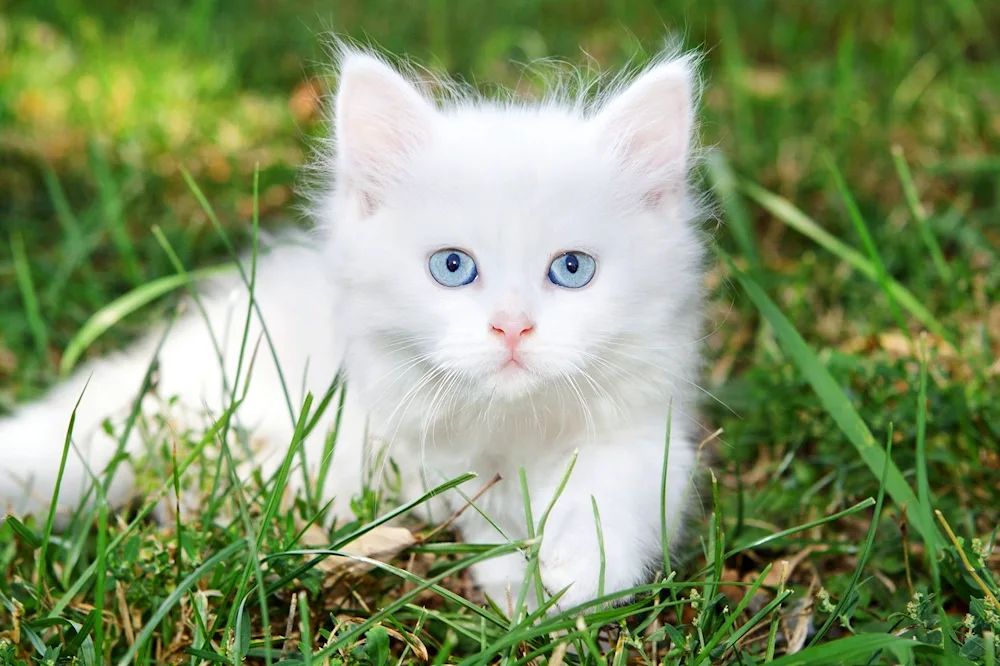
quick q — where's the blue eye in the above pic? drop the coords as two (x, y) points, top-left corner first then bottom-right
(548, 252), (596, 289)
(429, 249), (478, 287)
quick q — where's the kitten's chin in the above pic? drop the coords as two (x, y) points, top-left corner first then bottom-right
(481, 362), (543, 400)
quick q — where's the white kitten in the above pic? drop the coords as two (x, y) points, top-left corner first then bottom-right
(0, 46), (706, 613)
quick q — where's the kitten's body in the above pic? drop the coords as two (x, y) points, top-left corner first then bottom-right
(1, 47), (706, 611)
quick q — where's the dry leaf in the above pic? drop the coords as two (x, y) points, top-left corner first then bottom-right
(718, 566), (746, 605)
(300, 523), (416, 577)
(782, 577), (819, 656)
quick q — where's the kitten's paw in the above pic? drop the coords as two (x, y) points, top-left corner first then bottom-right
(538, 532), (647, 614)
(470, 552), (528, 614)
(538, 549), (602, 614)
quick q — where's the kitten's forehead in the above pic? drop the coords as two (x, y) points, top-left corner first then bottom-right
(420, 106), (612, 185)
(368, 102), (682, 267)
(389, 105), (624, 240)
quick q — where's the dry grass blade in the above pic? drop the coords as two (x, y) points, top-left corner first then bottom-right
(299, 524), (417, 577)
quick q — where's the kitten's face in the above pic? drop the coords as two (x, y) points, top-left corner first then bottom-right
(324, 53), (703, 416)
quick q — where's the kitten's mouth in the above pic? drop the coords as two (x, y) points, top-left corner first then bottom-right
(486, 356), (542, 398)
(500, 358), (523, 371)
(497, 355), (528, 373)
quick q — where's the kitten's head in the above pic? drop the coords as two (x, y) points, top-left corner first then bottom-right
(318, 48), (706, 424)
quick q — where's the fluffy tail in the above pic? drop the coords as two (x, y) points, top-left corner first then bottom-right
(0, 339), (165, 526)
(1, 238), (344, 528)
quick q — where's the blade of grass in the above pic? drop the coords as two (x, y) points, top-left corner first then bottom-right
(506, 634), (582, 666)
(273, 546), (513, 631)
(182, 168), (320, 519)
(528, 449), (578, 613)
(59, 264), (235, 375)
(722, 251), (936, 543)
(705, 151), (762, 281)
(41, 166), (104, 310)
(575, 615), (608, 666)
(534, 450), (577, 537)
(90, 142), (144, 286)
(227, 393), (315, 663)
(115, 539), (248, 666)
(307, 540), (532, 662)
(718, 497), (875, 564)
(808, 424), (893, 646)
(150, 225), (230, 395)
(703, 470), (725, 618)
(518, 466), (541, 617)
(765, 562), (789, 662)
(93, 483), (108, 663)
(739, 180), (950, 341)
(827, 158), (911, 338)
(694, 563), (773, 665)
(457, 583), (684, 666)
(260, 471), (479, 599)
(331, 472), (478, 550)
(203, 418), (280, 653)
(891, 145), (953, 283)
(223, 165), (302, 511)
(5, 515), (42, 548)
(935, 511), (1000, 610)
(64, 609), (99, 655)
(98, 304), (184, 500)
(313, 378), (347, 510)
(724, 589), (793, 657)
(590, 496), (606, 600)
(180, 168), (299, 428)
(660, 399), (674, 577)
(916, 333), (957, 652)
(10, 231), (50, 364)
(35, 378), (91, 589)
(765, 633), (937, 666)
(48, 401), (242, 616)
(298, 591), (313, 666)
(403, 605), (488, 645)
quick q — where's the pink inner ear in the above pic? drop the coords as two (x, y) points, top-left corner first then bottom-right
(595, 59), (695, 207)
(335, 54), (436, 215)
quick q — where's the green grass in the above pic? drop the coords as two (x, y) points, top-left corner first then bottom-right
(1, 0), (999, 664)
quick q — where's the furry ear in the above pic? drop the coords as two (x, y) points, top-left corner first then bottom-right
(335, 52), (436, 215)
(595, 56), (697, 206)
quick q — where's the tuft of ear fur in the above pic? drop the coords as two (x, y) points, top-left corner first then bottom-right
(594, 55), (698, 206)
(335, 51), (437, 215)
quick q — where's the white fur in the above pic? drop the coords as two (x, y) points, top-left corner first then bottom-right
(0, 46), (707, 612)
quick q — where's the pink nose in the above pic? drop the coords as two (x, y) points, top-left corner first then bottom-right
(490, 313), (535, 352)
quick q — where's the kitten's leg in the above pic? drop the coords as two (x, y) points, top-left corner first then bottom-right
(403, 472), (532, 615)
(530, 425), (698, 613)
(457, 517), (530, 614)
(470, 552), (531, 612)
